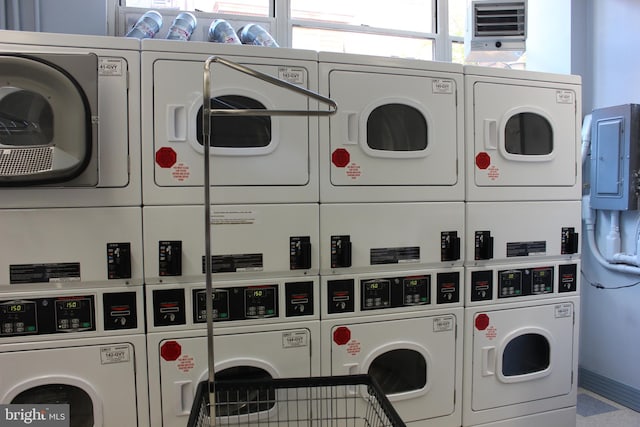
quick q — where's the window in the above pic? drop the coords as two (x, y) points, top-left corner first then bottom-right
(118, 0), (468, 62)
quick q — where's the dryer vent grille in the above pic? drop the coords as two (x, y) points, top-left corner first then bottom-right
(474, 1), (526, 37)
(0, 147), (53, 176)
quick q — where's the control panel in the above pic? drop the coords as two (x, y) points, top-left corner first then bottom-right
(0, 295), (96, 336)
(191, 282), (313, 324)
(470, 264), (579, 301)
(327, 272), (460, 314)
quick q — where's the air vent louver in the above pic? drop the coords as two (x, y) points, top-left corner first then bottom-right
(474, 2), (525, 38)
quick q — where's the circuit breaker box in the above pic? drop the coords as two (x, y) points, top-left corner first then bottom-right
(590, 104), (640, 210)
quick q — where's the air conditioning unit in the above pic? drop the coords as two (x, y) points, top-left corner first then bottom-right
(465, 0), (527, 63)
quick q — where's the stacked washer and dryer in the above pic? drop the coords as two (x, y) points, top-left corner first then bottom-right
(317, 52), (466, 427)
(140, 39), (323, 427)
(462, 66), (582, 427)
(0, 31), (149, 426)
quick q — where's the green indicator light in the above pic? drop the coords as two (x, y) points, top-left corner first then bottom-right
(82, 322), (91, 328)
(267, 310), (274, 314)
(220, 313), (228, 318)
(27, 326), (36, 331)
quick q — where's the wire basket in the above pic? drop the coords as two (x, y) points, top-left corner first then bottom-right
(187, 374), (406, 427)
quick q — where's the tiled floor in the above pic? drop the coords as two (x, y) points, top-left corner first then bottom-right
(577, 388), (640, 426)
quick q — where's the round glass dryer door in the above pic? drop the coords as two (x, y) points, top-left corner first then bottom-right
(0, 53), (98, 186)
(367, 348), (427, 395)
(11, 384), (94, 427)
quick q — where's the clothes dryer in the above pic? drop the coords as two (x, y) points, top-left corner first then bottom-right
(0, 207), (142, 289)
(319, 52), (464, 203)
(0, 286), (149, 427)
(141, 39), (321, 206)
(463, 260), (580, 426)
(0, 30), (141, 208)
(464, 65), (581, 202)
(321, 268), (463, 426)
(146, 278), (319, 427)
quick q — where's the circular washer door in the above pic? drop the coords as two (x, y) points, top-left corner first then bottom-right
(0, 53), (97, 185)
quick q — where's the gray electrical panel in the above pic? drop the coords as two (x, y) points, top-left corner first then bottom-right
(590, 104), (640, 210)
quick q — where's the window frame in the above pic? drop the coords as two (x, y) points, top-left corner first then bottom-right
(114, 0), (463, 62)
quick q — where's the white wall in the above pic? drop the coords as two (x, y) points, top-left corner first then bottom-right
(3, 0), (107, 34)
(580, 0), (640, 394)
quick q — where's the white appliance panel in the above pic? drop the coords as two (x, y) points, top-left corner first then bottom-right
(0, 335), (148, 427)
(320, 203), (464, 274)
(142, 41), (319, 205)
(143, 204), (319, 283)
(470, 303), (575, 410)
(319, 53), (464, 203)
(0, 207), (143, 287)
(465, 66), (581, 201)
(320, 308), (463, 426)
(0, 30), (141, 208)
(463, 297), (580, 426)
(148, 321), (319, 427)
(465, 201), (581, 264)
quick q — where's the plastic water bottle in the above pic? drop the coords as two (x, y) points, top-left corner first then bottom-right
(125, 10), (163, 39)
(237, 24), (279, 47)
(208, 19), (241, 44)
(166, 12), (197, 41)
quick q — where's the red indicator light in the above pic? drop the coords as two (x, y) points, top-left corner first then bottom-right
(333, 326), (351, 345)
(332, 149), (350, 168)
(160, 340), (182, 361)
(475, 313), (490, 331)
(475, 152), (491, 170)
(156, 147), (177, 168)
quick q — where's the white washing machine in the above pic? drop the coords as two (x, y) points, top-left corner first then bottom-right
(465, 201), (581, 266)
(146, 278), (319, 427)
(142, 203), (318, 285)
(0, 207), (143, 288)
(320, 202), (464, 275)
(141, 39), (321, 206)
(0, 285), (149, 427)
(0, 30), (141, 208)
(319, 52), (464, 203)
(464, 65), (582, 202)
(320, 268), (463, 426)
(463, 260), (580, 427)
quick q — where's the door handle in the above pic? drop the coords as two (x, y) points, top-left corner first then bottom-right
(167, 104), (187, 141)
(483, 119), (498, 150)
(344, 363), (359, 395)
(481, 346), (496, 377)
(342, 112), (359, 145)
(175, 380), (193, 415)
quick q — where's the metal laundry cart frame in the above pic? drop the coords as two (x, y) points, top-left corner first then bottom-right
(194, 55), (404, 427)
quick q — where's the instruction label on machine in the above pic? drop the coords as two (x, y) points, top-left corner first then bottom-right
(211, 210), (258, 225)
(100, 345), (131, 364)
(282, 331), (308, 348)
(98, 57), (123, 76)
(370, 247), (420, 265)
(203, 254), (264, 273)
(9, 263), (81, 284)
(278, 67), (306, 86)
(433, 316), (454, 332)
(506, 241), (546, 257)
